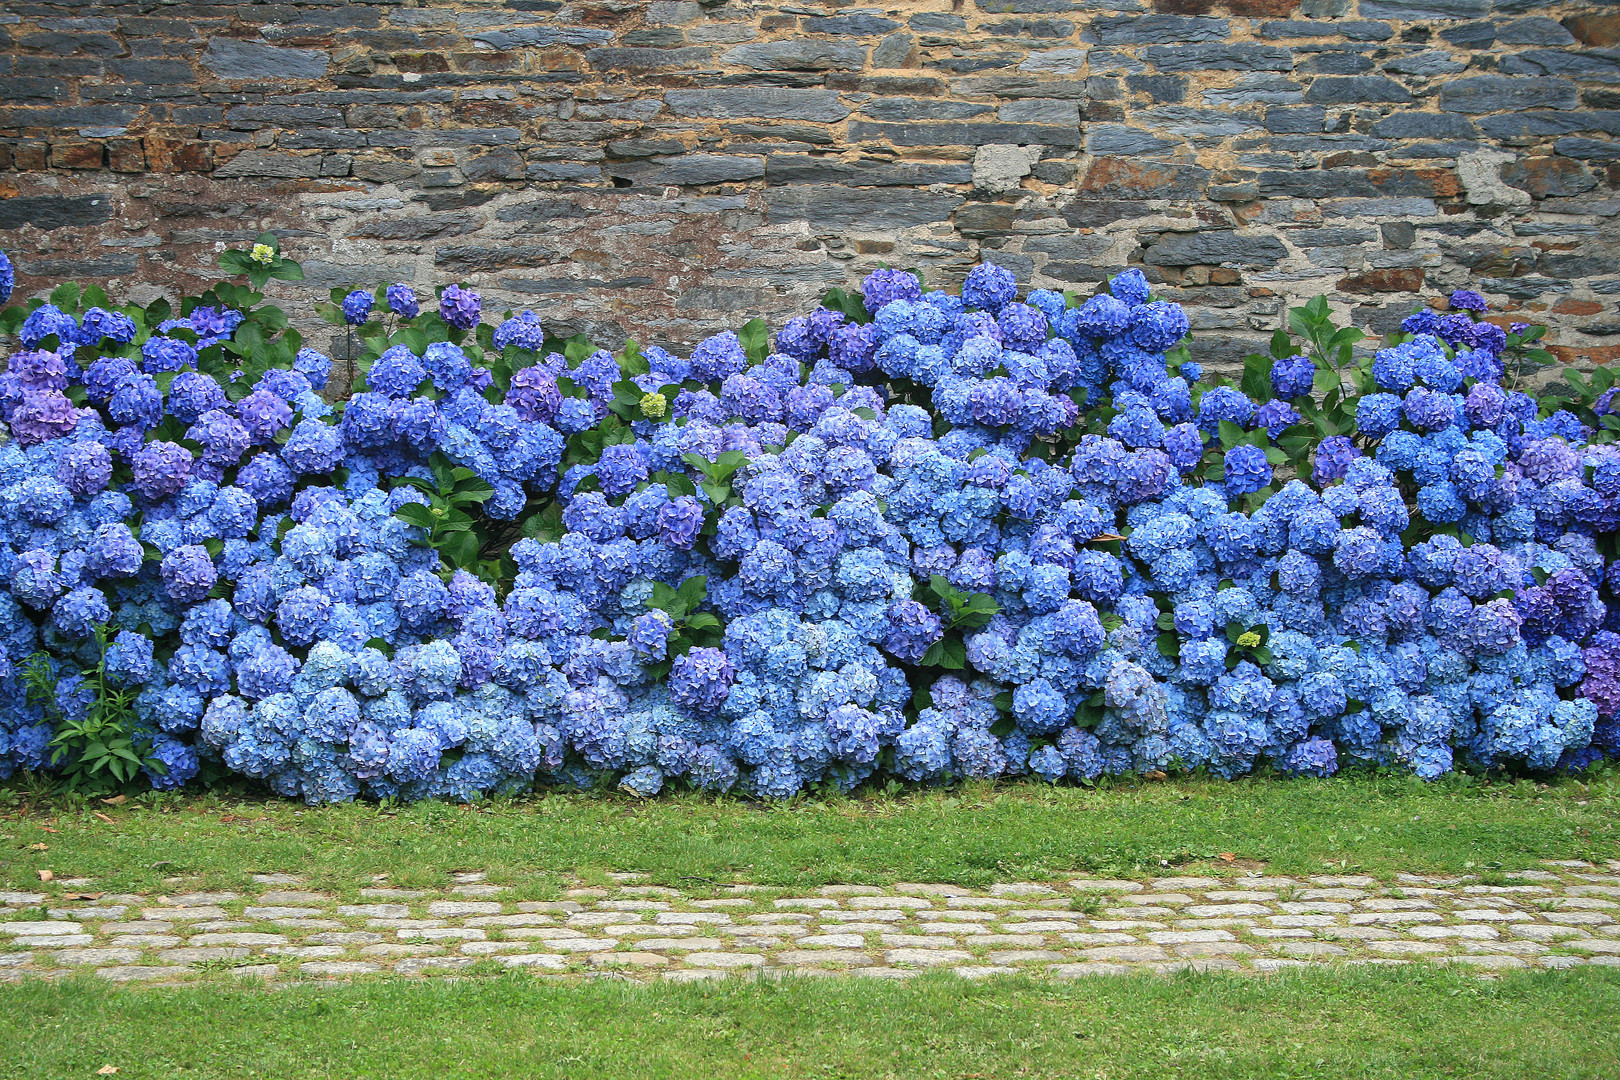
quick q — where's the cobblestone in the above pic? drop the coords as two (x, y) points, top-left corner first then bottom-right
(6, 864), (1618, 985)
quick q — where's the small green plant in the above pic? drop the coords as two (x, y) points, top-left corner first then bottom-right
(23, 625), (159, 796)
(911, 575), (999, 670)
(390, 452), (499, 578)
(1068, 891), (1104, 915)
(640, 576), (723, 680)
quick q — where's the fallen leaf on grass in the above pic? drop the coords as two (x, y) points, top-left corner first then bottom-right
(38, 826), (57, 833)
(36, 869), (53, 882)
(97, 1066), (119, 1075)
(63, 892), (103, 901)
(27, 843), (47, 851)
(1143, 770), (1167, 781)
(1218, 852), (1237, 863)
(100, 795), (127, 807)
(92, 813), (114, 824)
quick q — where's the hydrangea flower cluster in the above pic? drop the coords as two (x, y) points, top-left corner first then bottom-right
(0, 251), (1613, 802)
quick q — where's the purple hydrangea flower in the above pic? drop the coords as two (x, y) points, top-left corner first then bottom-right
(439, 284), (482, 330)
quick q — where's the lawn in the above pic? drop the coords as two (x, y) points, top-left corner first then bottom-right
(2, 772), (1616, 894)
(4, 966), (1618, 1080)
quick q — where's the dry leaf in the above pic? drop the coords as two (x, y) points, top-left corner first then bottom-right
(1144, 770), (1167, 781)
(27, 842), (47, 851)
(64, 892), (103, 901)
(1218, 852), (1237, 863)
(36, 869), (53, 882)
(92, 813), (115, 824)
(101, 795), (128, 807)
(1092, 533), (1126, 542)
(39, 826), (57, 833)
(97, 1066), (119, 1076)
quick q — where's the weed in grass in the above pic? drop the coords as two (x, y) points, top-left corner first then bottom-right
(1068, 891), (1105, 915)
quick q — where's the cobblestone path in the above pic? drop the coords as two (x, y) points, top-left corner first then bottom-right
(5, 863), (1620, 985)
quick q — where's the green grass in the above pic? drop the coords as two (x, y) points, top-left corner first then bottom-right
(2, 772), (1616, 894)
(5, 967), (1618, 1079)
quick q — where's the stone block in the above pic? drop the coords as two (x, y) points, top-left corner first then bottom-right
(202, 38), (329, 81)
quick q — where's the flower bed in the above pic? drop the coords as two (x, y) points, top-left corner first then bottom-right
(0, 239), (1614, 802)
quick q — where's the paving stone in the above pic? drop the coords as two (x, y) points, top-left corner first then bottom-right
(879, 934), (958, 948)
(948, 898), (1019, 909)
(952, 965), (1021, 978)
(1299, 889), (1367, 901)
(272, 920), (346, 931)
(820, 886), (883, 897)
(252, 875), (303, 886)
(778, 950), (870, 965)
(1081, 945), (1169, 962)
(259, 891), (330, 905)
(1545, 911), (1615, 925)
(1565, 939), (1620, 953)
(690, 899), (755, 909)
(598, 901), (671, 911)
(1308, 876), (1375, 887)
(0, 893), (45, 904)
(1318, 926), (1400, 941)
(1091, 920), (1169, 930)
(464, 914), (556, 927)
(1203, 892), (1279, 903)
(1059, 932), (1138, 946)
(886, 948), (974, 966)
(1410, 925), (1499, 940)
(1049, 962), (1132, 977)
(1365, 941), (1450, 955)
(190, 933), (288, 946)
(360, 944), (445, 958)
(656, 912), (733, 925)
(16, 935), (94, 947)
(1278, 902), (1353, 914)
(243, 907), (323, 919)
(506, 928), (590, 939)
(1359, 899), (1437, 911)
(158, 947), (250, 964)
(1276, 941), (1347, 956)
(990, 883), (1057, 897)
(1124, 894), (1194, 905)
(1147, 930), (1233, 944)
(1442, 954), (1528, 969)
(266, 946), (347, 959)
(427, 902), (502, 917)
(1450, 909), (1520, 922)
(399, 928), (486, 942)
(307, 932), (383, 946)
(987, 950), (1067, 964)
(1175, 942), (1255, 957)
(1252, 928), (1314, 939)
(1068, 880), (1145, 892)
(339, 904), (411, 919)
(532, 938), (618, 953)
(821, 910), (906, 923)
(692, 952), (766, 968)
(798, 934), (868, 948)
(96, 966), (191, 982)
(1252, 959), (1311, 972)
(590, 952), (668, 968)
(1349, 912), (1444, 925)
(895, 884), (975, 896)
(502, 954), (569, 970)
(361, 889), (428, 899)
(300, 961), (381, 976)
(395, 957), (480, 974)
(460, 941), (533, 955)
(922, 922), (990, 935)
(109, 935), (182, 948)
(0, 922), (83, 936)
(776, 899), (840, 910)
(976, 934), (1052, 947)
(1158, 958), (1247, 974)
(54, 949), (139, 965)
(368, 919), (445, 930)
(849, 896), (933, 910)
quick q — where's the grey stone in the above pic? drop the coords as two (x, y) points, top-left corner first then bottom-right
(1141, 45), (1294, 73)
(1147, 930), (1235, 944)
(1441, 77), (1579, 114)
(158, 948), (250, 964)
(1441, 22), (1498, 49)
(998, 98), (1080, 124)
(472, 26), (613, 49)
(766, 187), (965, 230)
(1048, 962), (1132, 977)
(1087, 15), (1229, 46)
(764, 155), (973, 186)
(1372, 113), (1479, 140)
(394, 957), (480, 974)
(0, 922), (82, 936)
(585, 47), (713, 71)
(1479, 112), (1620, 139)
(721, 41), (867, 72)
(1500, 50), (1620, 84)
(299, 962), (380, 976)
(1260, 21), (1392, 41)
(1497, 18), (1577, 47)
(1384, 52), (1468, 77)
(1300, 53), (1375, 76)
(189, 933), (287, 946)
(1142, 231), (1288, 268)
(665, 89), (850, 123)
(1081, 945), (1169, 962)
(860, 98), (993, 121)
(1359, 0), (1488, 16)
(619, 155), (764, 185)
(1303, 76), (1413, 105)
(872, 33), (915, 69)
(202, 38), (328, 81)
(426, 902), (501, 917)
(778, 949), (870, 965)
(0, 195), (112, 232)
(847, 120), (1081, 147)
(1556, 138), (1620, 162)
(804, 15), (901, 36)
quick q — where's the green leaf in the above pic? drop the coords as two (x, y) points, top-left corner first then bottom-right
(1157, 632), (1180, 659)
(441, 531), (479, 569)
(738, 317), (770, 365)
(393, 503), (438, 529)
(701, 482), (731, 505)
(684, 612), (720, 631)
(1217, 420), (1246, 450)
(50, 281), (82, 313)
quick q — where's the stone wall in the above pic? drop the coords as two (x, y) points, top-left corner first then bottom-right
(2, 0), (1619, 368)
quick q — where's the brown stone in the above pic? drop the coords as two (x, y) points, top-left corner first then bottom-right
(1210, 268), (1241, 285)
(1337, 268), (1424, 293)
(1502, 157), (1597, 200)
(108, 139), (146, 173)
(51, 142), (103, 170)
(1553, 299), (1604, 316)
(395, 53), (451, 74)
(1567, 14), (1620, 47)
(1076, 158), (1208, 200)
(1550, 344), (1620, 366)
(145, 137), (212, 173)
(12, 144), (48, 170)
(1224, 0), (1299, 14)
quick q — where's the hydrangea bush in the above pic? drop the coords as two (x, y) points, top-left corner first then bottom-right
(0, 235), (1615, 803)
